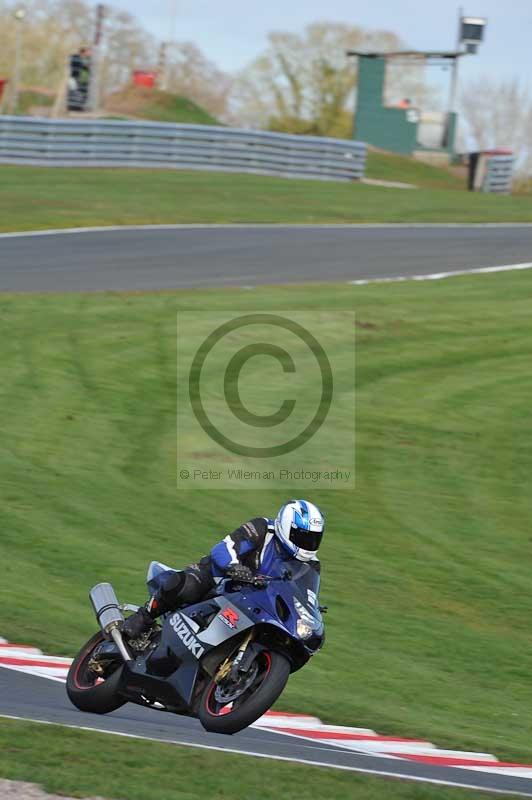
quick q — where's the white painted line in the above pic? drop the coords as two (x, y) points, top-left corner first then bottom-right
(1, 666), (70, 679)
(466, 767), (532, 779)
(349, 262), (532, 285)
(254, 714), (323, 729)
(0, 653), (72, 665)
(1, 714), (528, 797)
(1, 223), (532, 240)
(312, 740), (435, 755)
(0, 664), (67, 684)
(0, 647), (42, 656)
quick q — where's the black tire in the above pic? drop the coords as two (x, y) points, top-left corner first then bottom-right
(66, 631), (127, 714)
(199, 650), (290, 735)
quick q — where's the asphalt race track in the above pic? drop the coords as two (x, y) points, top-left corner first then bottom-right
(2, 668), (532, 796)
(1, 224), (532, 292)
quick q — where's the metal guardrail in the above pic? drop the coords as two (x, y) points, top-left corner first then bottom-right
(482, 155), (514, 194)
(0, 116), (367, 182)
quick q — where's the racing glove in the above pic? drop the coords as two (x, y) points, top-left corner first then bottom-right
(226, 564), (254, 584)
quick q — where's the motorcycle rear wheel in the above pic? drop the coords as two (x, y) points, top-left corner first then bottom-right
(199, 649), (290, 735)
(66, 631), (126, 714)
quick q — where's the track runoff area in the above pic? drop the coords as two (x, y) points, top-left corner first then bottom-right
(2, 224), (532, 795)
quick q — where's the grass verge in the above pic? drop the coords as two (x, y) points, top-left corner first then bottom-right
(1, 272), (532, 763)
(0, 719), (517, 800)
(365, 150), (466, 191)
(1, 166), (532, 231)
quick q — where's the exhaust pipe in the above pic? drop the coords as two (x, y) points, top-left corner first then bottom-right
(90, 582), (132, 662)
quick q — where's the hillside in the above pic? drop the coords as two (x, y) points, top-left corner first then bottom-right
(2, 272), (532, 763)
(104, 86), (220, 125)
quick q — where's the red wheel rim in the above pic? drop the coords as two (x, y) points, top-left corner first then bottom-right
(205, 651), (272, 717)
(73, 635), (107, 690)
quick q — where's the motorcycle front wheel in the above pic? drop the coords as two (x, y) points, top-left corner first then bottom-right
(199, 649), (290, 735)
(66, 631), (127, 714)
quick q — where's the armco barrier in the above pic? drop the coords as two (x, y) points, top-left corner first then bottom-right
(468, 150), (514, 195)
(0, 116), (366, 182)
(482, 154), (514, 194)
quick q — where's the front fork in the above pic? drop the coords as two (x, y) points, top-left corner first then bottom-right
(215, 630), (254, 684)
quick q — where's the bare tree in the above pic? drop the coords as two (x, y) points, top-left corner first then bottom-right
(460, 76), (532, 174)
(0, 0), (157, 101)
(0, 0), (235, 118)
(100, 7), (157, 93)
(164, 41), (232, 121)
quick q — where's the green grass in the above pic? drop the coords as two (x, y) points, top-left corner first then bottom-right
(1, 272), (532, 767)
(1, 166), (532, 231)
(365, 150), (466, 191)
(16, 90), (54, 115)
(104, 87), (220, 125)
(139, 94), (219, 125)
(0, 719), (511, 800)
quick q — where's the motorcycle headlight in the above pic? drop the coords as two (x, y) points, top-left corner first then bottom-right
(296, 619), (314, 639)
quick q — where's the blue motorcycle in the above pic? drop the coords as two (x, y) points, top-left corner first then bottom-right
(67, 555), (326, 734)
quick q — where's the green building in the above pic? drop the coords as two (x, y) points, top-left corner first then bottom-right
(349, 51), (459, 162)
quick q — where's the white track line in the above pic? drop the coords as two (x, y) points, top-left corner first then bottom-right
(0, 664), (67, 684)
(349, 262), (532, 285)
(0, 714), (528, 797)
(1, 223), (532, 240)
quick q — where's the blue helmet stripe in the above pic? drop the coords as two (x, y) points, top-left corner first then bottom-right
(298, 499), (309, 529)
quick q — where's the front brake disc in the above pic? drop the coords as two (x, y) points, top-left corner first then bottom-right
(214, 662), (259, 704)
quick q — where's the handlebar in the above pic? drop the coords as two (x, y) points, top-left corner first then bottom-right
(219, 570), (292, 593)
(248, 570), (293, 587)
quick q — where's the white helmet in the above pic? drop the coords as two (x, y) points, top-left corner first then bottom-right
(274, 499), (325, 562)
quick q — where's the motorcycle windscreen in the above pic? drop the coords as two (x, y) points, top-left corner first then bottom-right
(286, 561), (321, 614)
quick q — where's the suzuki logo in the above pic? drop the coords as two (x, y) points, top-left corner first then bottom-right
(219, 607), (239, 629)
(169, 613), (205, 658)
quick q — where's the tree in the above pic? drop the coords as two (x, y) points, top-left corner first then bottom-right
(460, 77), (532, 176)
(0, 0), (234, 119)
(231, 22), (405, 137)
(164, 42), (232, 121)
(0, 0), (157, 103)
(100, 7), (157, 94)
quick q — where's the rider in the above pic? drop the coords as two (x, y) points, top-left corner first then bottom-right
(122, 499), (325, 640)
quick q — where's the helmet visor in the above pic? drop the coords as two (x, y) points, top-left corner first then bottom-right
(289, 527), (323, 552)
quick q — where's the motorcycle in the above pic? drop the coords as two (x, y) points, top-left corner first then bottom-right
(66, 556), (326, 734)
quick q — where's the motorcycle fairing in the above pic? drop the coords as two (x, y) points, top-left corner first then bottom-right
(118, 597), (255, 710)
(117, 553), (324, 712)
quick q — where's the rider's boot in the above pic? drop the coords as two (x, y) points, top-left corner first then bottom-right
(122, 597), (159, 639)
